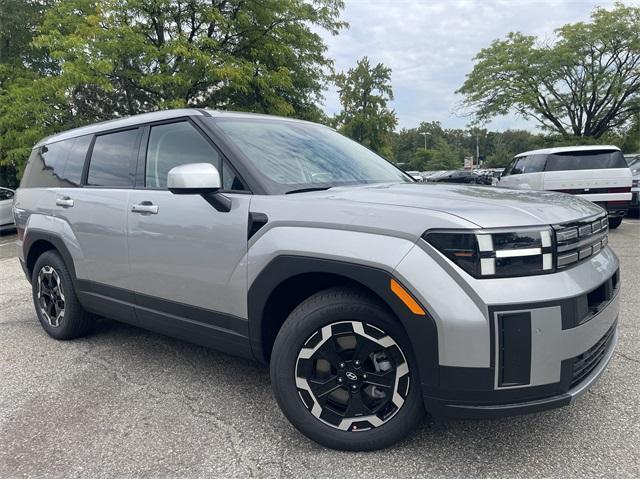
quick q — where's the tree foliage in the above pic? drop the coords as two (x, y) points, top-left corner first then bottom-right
(333, 56), (397, 156)
(0, 0), (346, 182)
(458, 2), (640, 139)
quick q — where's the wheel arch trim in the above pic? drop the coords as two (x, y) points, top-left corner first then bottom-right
(23, 229), (78, 286)
(247, 255), (440, 387)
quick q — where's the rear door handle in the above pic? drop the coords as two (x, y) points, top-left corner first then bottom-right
(131, 201), (159, 215)
(56, 196), (74, 208)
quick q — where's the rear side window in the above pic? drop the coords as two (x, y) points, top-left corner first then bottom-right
(522, 154), (546, 173)
(61, 135), (92, 186)
(545, 150), (627, 171)
(87, 129), (139, 187)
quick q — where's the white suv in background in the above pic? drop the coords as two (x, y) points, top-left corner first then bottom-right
(498, 146), (632, 228)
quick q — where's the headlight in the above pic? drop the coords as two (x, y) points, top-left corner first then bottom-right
(424, 227), (554, 278)
(632, 179), (639, 188)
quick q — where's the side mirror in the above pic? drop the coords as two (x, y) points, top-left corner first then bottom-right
(167, 163), (221, 194)
(167, 163), (231, 212)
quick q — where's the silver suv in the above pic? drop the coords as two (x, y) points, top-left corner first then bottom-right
(14, 110), (620, 451)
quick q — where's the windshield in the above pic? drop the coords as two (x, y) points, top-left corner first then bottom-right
(210, 117), (411, 193)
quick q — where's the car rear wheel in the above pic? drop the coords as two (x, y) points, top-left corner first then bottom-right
(608, 216), (623, 229)
(270, 287), (424, 451)
(31, 250), (93, 339)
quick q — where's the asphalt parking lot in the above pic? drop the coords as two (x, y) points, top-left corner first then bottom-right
(0, 219), (639, 478)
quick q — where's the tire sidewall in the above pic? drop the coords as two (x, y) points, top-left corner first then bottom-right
(270, 290), (424, 451)
(32, 250), (83, 339)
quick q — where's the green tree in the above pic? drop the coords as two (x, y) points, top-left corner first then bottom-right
(457, 3), (640, 139)
(0, 0), (346, 182)
(333, 57), (397, 156)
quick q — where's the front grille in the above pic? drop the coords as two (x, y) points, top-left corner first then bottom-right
(553, 214), (609, 269)
(570, 322), (616, 389)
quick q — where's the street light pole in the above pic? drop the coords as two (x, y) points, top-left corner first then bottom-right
(475, 131), (479, 171)
(420, 132), (429, 151)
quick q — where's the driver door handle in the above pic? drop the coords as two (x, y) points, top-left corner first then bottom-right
(131, 201), (159, 215)
(56, 196), (74, 208)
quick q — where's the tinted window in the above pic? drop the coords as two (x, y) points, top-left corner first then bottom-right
(145, 121), (246, 191)
(510, 156), (527, 175)
(61, 135), (92, 186)
(545, 150), (628, 171)
(145, 122), (219, 189)
(501, 158), (518, 177)
(87, 129), (138, 187)
(522, 154), (546, 173)
(20, 140), (73, 188)
(212, 118), (410, 193)
(0, 189), (13, 200)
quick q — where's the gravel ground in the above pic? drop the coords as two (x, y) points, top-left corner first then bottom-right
(0, 219), (638, 478)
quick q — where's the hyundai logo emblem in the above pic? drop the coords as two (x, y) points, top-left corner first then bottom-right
(345, 371), (358, 381)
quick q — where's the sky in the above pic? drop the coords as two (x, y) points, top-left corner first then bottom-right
(319, 0), (625, 132)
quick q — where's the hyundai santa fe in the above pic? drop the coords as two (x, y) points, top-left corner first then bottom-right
(13, 109), (620, 451)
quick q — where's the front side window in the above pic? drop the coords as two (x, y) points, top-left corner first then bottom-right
(87, 129), (139, 187)
(508, 156), (527, 176)
(145, 122), (219, 189)
(0, 189), (13, 200)
(521, 154), (547, 173)
(211, 118), (411, 193)
(145, 121), (245, 191)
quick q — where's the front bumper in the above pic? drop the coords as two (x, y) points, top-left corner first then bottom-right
(394, 241), (620, 419)
(424, 319), (618, 418)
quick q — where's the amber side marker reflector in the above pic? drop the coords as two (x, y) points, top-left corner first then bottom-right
(390, 279), (426, 316)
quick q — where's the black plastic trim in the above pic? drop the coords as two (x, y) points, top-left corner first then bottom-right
(76, 279), (252, 359)
(247, 255), (440, 389)
(248, 212), (268, 240)
(23, 230), (78, 286)
(498, 312), (531, 386)
(424, 392), (572, 419)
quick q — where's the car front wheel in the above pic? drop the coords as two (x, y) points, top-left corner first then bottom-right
(270, 287), (424, 451)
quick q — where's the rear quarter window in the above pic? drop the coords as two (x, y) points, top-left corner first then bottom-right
(544, 150), (627, 171)
(20, 135), (92, 188)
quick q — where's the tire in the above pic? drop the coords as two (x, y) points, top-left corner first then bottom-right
(270, 287), (425, 451)
(31, 250), (93, 339)
(608, 216), (623, 229)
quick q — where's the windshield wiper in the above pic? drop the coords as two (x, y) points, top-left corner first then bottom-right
(285, 186), (333, 195)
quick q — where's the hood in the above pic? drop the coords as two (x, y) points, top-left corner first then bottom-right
(314, 183), (603, 228)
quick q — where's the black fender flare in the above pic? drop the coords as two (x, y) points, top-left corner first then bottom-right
(22, 229), (79, 287)
(247, 255), (440, 388)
